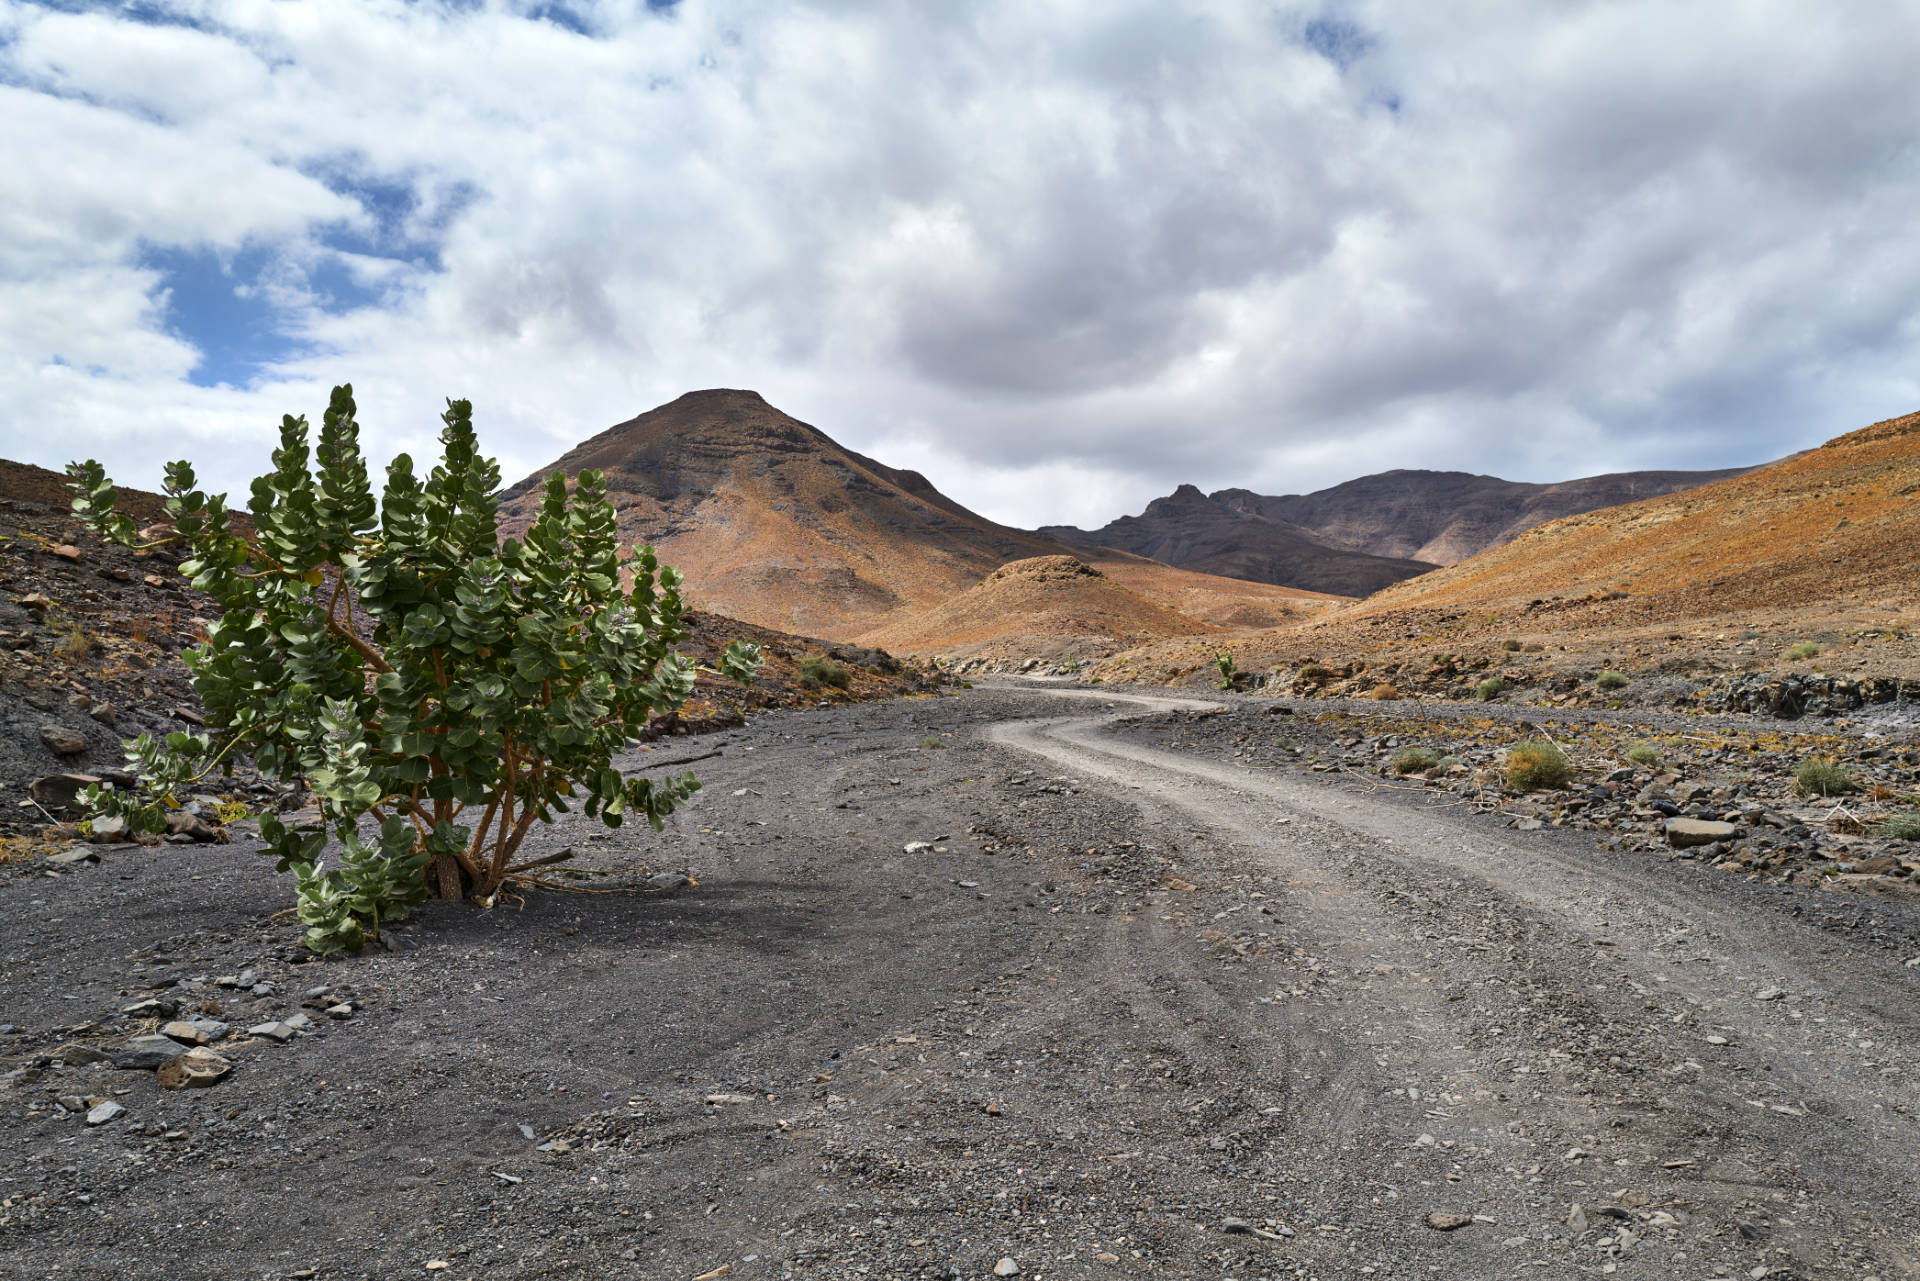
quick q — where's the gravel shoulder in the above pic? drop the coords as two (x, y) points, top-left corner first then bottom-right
(2, 684), (1917, 1280)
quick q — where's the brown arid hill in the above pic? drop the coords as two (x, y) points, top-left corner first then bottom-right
(1041, 483), (1436, 595)
(1095, 410), (1920, 695)
(1216, 463), (1757, 566)
(856, 555), (1218, 664)
(500, 388), (1334, 640)
(498, 389), (1067, 640)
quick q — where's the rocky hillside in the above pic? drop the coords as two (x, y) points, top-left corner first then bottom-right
(856, 556), (1214, 664)
(500, 389), (1335, 639)
(1094, 410), (1920, 697)
(1216, 463), (1755, 565)
(1041, 484), (1436, 596)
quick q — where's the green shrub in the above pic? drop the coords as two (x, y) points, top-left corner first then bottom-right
(1594, 670), (1630, 691)
(921, 735), (946, 750)
(1393, 746), (1441, 775)
(1794, 758), (1859, 797)
(1214, 650), (1236, 690)
(1506, 740), (1571, 791)
(1783, 641), (1820, 661)
(68, 385), (762, 955)
(1501, 638), (1522, 652)
(797, 655), (850, 691)
(1476, 676), (1505, 701)
(1625, 742), (1661, 767)
(1878, 810), (1920, 841)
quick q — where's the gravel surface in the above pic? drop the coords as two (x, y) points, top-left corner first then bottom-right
(3, 684), (1917, 1279)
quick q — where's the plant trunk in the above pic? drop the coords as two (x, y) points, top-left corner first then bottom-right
(428, 854), (470, 900)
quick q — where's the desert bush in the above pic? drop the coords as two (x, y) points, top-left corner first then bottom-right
(921, 735), (946, 749)
(1783, 641), (1820, 661)
(1476, 676), (1504, 701)
(1214, 650), (1235, 690)
(797, 655), (850, 691)
(1794, 758), (1859, 797)
(1594, 670), (1629, 691)
(1506, 740), (1571, 791)
(1625, 741), (1661, 767)
(1298, 663), (1332, 681)
(49, 613), (92, 663)
(1393, 746), (1440, 774)
(69, 386), (761, 954)
(1501, 638), (1522, 652)
(1368, 682), (1399, 700)
(1878, 810), (1920, 841)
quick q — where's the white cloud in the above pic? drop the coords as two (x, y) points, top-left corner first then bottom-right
(0, 0), (1916, 525)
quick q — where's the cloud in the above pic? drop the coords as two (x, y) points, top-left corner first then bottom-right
(0, 0), (1916, 528)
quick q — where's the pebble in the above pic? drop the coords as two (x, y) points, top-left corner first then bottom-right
(1754, 987), (1786, 1001)
(1425, 1211), (1472, 1231)
(250, 982), (276, 998)
(248, 1021), (297, 1043)
(993, 1259), (1020, 1277)
(903, 841), (933, 853)
(85, 1101), (125, 1126)
(325, 1004), (355, 1020)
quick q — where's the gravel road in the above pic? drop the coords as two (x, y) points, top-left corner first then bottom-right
(2, 684), (1916, 1280)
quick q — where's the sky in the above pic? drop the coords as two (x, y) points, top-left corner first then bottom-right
(3, 0), (1918, 530)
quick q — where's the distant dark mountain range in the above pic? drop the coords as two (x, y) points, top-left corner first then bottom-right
(1039, 484), (1436, 597)
(1043, 463), (1758, 593)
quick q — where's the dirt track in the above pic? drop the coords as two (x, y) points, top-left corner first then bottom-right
(3, 684), (1918, 1280)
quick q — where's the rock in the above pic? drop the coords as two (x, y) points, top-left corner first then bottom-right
(157, 1048), (232, 1090)
(160, 1020), (210, 1046)
(903, 841), (934, 853)
(248, 1021), (296, 1043)
(186, 1017), (230, 1042)
(284, 1012), (314, 1031)
(704, 1092), (756, 1106)
(163, 810), (222, 842)
(324, 1003), (355, 1020)
(39, 725), (88, 756)
(88, 703), (115, 726)
(19, 592), (51, 615)
(51, 544), (81, 562)
(993, 1259), (1021, 1277)
(89, 815), (126, 840)
(28, 773), (101, 812)
(1666, 818), (1738, 848)
(122, 997), (177, 1019)
(645, 872), (693, 892)
(46, 846), (98, 866)
(115, 1034), (192, 1069)
(1754, 986), (1786, 1001)
(1425, 1211), (1472, 1231)
(85, 1101), (126, 1126)
(250, 983), (276, 998)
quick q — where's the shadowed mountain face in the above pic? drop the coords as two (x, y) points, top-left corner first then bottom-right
(497, 390), (1329, 641)
(1041, 484), (1438, 597)
(1216, 465), (1757, 565)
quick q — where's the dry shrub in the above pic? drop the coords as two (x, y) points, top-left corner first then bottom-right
(1368, 683), (1399, 700)
(1506, 740), (1571, 791)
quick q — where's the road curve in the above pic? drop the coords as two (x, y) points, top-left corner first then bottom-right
(989, 684), (1920, 1278)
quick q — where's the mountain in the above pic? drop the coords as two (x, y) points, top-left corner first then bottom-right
(1041, 483), (1438, 596)
(499, 390), (1330, 640)
(1215, 464), (1757, 566)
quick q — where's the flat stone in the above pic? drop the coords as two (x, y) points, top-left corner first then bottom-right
(1426, 1211), (1473, 1231)
(1666, 818), (1738, 848)
(284, 1012), (313, 1031)
(248, 1021), (296, 1043)
(115, 1034), (192, 1069)
(121, 997), (177, 1019)
(644, 872), (692, 892)
(85, 1101), (126, 1126)
(1754, 986), (1787, 1002)
(250, 982), (276, 998)
(52, 1043), (111, 1066)
(28, 773), (100, 811)
(159, 1020), (209, 1046)
(51, 544), (81, 562)
(324, 1003), (354, 1020)
(88, 814), (126, 839)
(46, 847), (98, 866)
(993, 1260), (1021, 1277)
(39, 725), (88, 756)
(157, 1048), (232, 1090)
